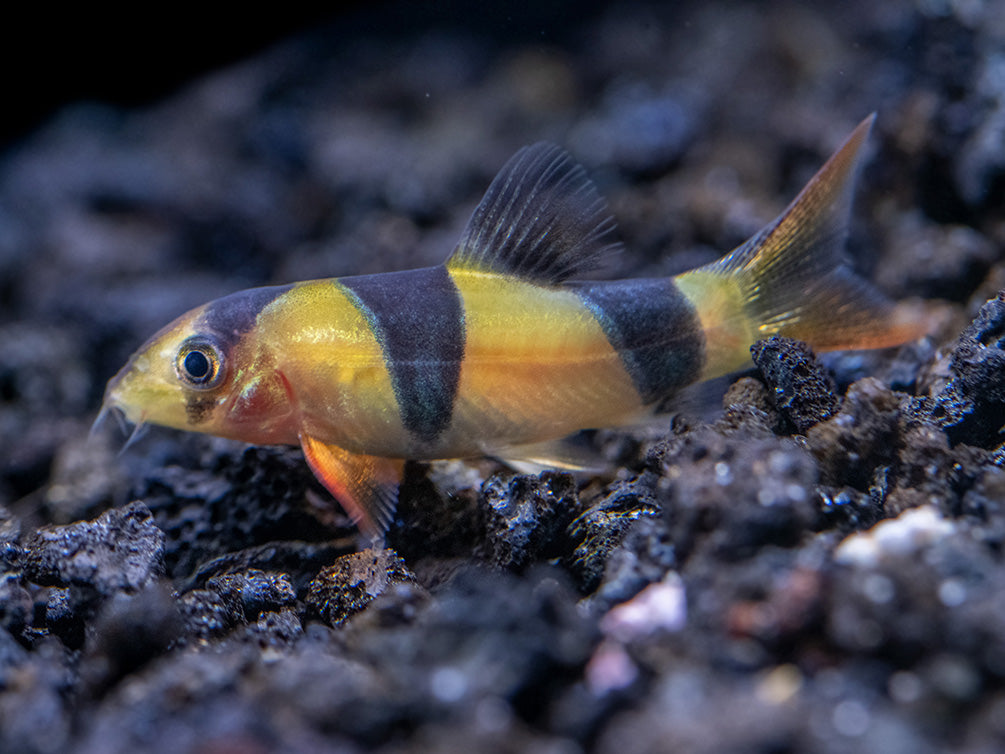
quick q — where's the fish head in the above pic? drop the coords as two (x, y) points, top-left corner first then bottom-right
(100, 287), (298, 445)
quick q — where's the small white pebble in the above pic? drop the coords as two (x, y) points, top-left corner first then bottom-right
(755, 664), (803, 705)
(600, 572), (686, 641)
(585, 639), (638, 695)
(833, 536), (879, 568)
(834, 505), (955, 567)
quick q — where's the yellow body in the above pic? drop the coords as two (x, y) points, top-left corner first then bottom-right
(234, 270), (647, 459)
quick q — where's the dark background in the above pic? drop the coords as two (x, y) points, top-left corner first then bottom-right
(3, 3), (621, 147)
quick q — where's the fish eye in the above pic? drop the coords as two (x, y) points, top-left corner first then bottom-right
(175, 337), (225, 389)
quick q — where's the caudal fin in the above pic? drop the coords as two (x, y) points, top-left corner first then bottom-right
(675, 114), (927, 380)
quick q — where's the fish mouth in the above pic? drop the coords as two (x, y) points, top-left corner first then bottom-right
(90, 397), (149, 454)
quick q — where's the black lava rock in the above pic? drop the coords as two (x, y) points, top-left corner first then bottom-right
(806, 377), (903, 490)
(205, 569), (297, 624)
(23, 501), (165, 597)
(480, 471), (579, 570)
(44, 587), (83, 648)
(181, 539), (356, 596)
(929, 292), (1005, 447)
(177, 589), (232, 642)
(719, 376), (786, 435)
(0, 571), (32, 636)
(139, 444), (343, 581)
(306, 548), (415, 627)
(0, 505), (21, 571)
(565, 478), (661, 594)
(21, 502), (165, 649)
(388, 461), (483, 561)
(3, 2), (1005, 752)
(589, 515), (677, 609)
(241, 610), (303, 649)
(751, 336), (839, 434)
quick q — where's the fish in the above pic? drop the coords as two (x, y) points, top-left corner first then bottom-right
(99, 114), (925, 540)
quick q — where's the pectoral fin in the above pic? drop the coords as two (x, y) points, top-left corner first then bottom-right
(300, 433), (404, 542)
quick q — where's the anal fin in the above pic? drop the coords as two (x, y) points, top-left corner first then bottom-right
(300, 433), (404, 543)
(492, 437), (606, 476)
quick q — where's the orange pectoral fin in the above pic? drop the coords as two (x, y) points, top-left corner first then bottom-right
(300, 433), (404, 542)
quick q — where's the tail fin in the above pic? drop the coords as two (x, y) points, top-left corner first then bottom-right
(675, 114), (927, 380)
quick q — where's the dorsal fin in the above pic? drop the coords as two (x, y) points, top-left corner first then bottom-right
(447, 142), (621, 284)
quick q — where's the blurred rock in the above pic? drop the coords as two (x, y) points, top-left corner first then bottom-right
(806, 377), (902, 490)
(79, 582), (182, 695)
(876, 217), (996, 301)
(0, 635), (71, 754)
(654, 428), (819, 563)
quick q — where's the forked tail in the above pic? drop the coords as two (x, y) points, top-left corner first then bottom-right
(674, 114), (927, 380)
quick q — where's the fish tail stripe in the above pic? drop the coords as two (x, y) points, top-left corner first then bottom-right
(338, 266), (465, 443)
(573, 279), (705, 403)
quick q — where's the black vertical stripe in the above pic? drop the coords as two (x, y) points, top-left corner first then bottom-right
(573, 279), (704, 403)
(339, 266), (465, 442)
(200, 284), (294, 352)
(185, 284), (293, 424)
